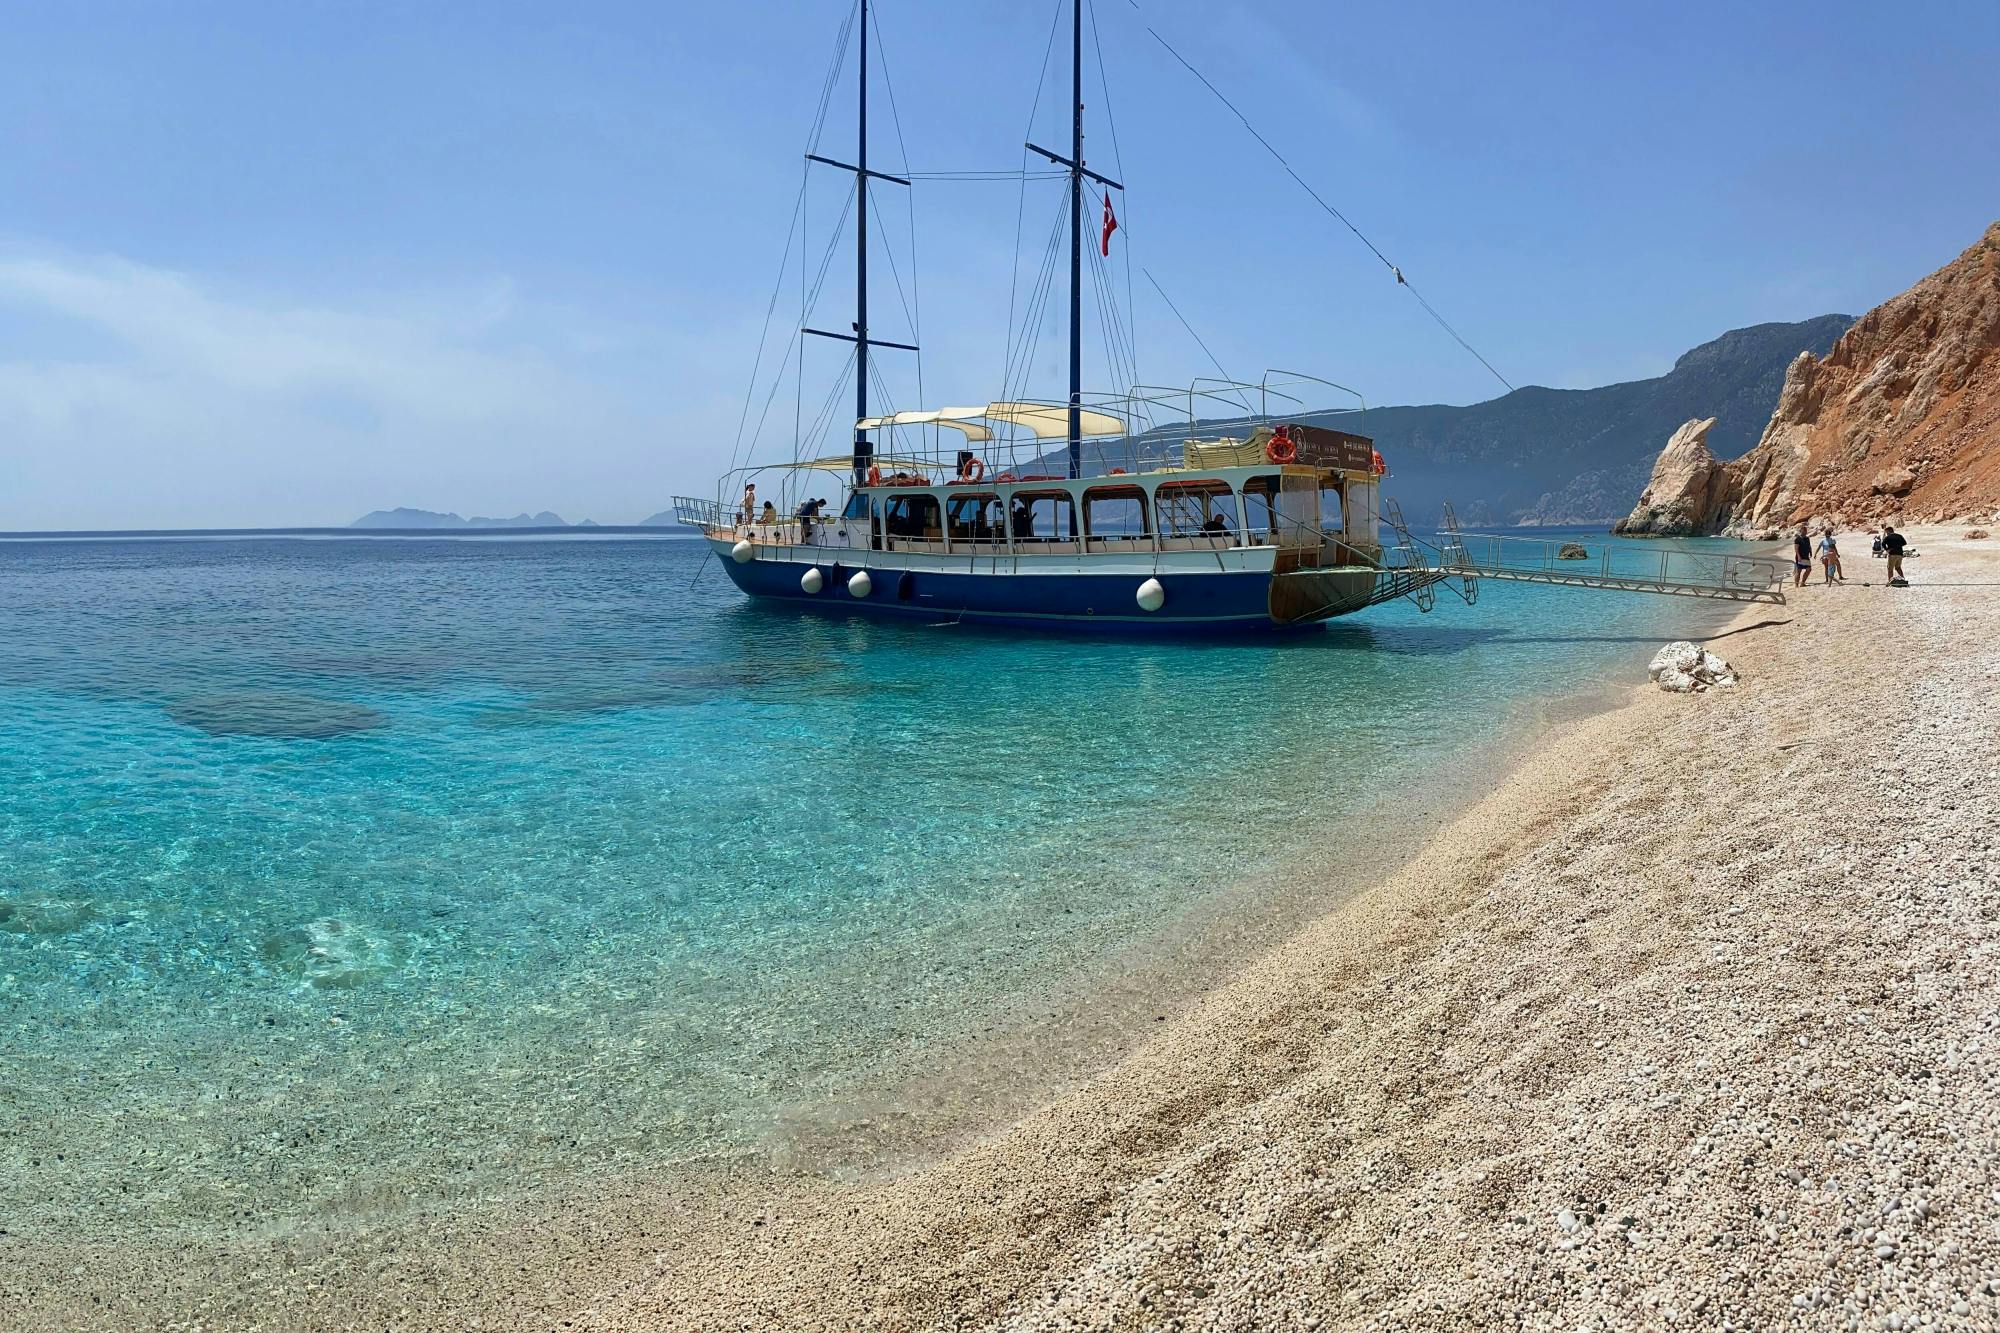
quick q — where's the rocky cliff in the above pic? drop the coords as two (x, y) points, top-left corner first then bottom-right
(1617, 222), (2000, 535)
(1610, 418), (1727, 536)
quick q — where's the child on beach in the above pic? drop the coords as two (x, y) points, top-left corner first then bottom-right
(1818, 530), (1843, 584)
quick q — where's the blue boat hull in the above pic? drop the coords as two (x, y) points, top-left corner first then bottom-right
(715, 551), (1300, 633)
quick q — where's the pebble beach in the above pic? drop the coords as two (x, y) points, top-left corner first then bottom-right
(9, 527), (1997, 1331)
(593, 526), (2000, 1331)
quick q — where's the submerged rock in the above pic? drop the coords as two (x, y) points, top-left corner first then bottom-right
(0, 890), (94, 936)
(265, 917), (406, 989)
(167, 691), (388, 739)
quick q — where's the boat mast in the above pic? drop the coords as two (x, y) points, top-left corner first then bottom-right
(856, 0), (870, 484)
(1066, 0), (1082, 478)
(803, 0), (915, 489)
(1027, 1), (1121, 480)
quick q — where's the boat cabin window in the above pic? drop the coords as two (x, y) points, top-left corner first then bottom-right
(883, 493), (942, 541)
(945, 493), (1005, 546)
(1081, 485), (1151, 542)
(1155, 480), (1238, 542)
(1008, 490), (1076, 543)
(1241, 476), (1282, 543)
(1318, 475), (1353, 561)
(1319, 476), (1344, 534)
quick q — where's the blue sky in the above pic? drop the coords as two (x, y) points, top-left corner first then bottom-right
(2, 0), (1995, 528)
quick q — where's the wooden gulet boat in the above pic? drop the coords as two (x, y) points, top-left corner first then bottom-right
(676, 0), (1417, 634)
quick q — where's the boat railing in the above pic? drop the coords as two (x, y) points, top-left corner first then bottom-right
(827, 375), (1373, 483)
(671, 496), (728, 529)
(1444, 532), (1790, 598)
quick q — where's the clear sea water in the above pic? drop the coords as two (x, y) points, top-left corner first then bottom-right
(0, 532), (1740, 1240)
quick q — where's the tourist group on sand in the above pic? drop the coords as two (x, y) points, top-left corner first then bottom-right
(1791, 523), (1911, 588)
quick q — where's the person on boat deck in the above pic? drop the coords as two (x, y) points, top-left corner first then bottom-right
(740, 483), (757, 526)
(795, 496), (826, 543)
(1201, 512), (1231, 535)
(759, 500), (779, 526)
(1010, 498), (1034, 540)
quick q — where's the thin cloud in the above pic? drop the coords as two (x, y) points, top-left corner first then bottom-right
(0, 250), (726, 528)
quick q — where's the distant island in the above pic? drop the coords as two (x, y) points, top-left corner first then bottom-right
(349, 507), (691, 529)
(348, 508), (607, 529)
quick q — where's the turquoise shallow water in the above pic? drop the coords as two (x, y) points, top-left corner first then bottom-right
(0, 533), (1735, 1238)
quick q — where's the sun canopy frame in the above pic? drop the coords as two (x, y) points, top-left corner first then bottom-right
(856, 401), (1126, 442)
(775, 453), (933, 474)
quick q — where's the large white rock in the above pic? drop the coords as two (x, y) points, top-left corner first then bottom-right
(1648, 641), (1703, 679)
(1650, 640), (1740, 692)
(1655, 666), (1699, 693)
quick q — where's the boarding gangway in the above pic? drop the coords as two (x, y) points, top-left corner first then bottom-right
(1373, 504), (1788, 610)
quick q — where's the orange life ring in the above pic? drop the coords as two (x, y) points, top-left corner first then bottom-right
(993, 470), (1018, 484)
(1266, 426), (1298, 465)
(1108, 467), (1128, 475)
(959, 456), (986, 483)
(866, 464), (883, 486)
(1371, 449), (1387, 477)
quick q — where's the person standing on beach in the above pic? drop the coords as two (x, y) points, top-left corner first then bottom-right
(1818, 529), (1843, 584)
(1793, 527), (1813, 587)
(1882, 524), (1909, 583)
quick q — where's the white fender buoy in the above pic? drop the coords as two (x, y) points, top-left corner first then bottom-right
(730, 539), (754, 564)
(1136, 577), (1166, 612)
(800, 567), (824, 594)
(848, 570), (873, 598)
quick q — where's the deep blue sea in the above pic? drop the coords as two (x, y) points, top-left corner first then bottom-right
(0, 532), (1739, 1238)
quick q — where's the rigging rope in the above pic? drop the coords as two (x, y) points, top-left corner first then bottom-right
(1118, 0), (1516, 394)
(867, 1), (925, 446)
(728, 175), (808, 474)
(1142, 268), (1254, 413)
(1087, 0), (1141, 399)
(1004, 0), (1069, 403)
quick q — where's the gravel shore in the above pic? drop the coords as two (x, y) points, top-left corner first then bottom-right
(12, 528), (1994, 1332)
(596, 527), (1999, 1331)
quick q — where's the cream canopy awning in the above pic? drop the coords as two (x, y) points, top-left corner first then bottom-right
(853, 407), (995, 442)
(775, 454), (932, 473)
(856, 401), (1126, 441)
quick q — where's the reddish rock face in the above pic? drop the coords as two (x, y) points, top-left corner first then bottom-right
(1622, 222), (2000, 533)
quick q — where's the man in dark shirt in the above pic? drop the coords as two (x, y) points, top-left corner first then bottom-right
(1793, 527), (1813, 587)
(1882, 524), (1909, 583)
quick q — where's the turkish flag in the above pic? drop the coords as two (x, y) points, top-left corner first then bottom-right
(1100, 193), (1118, 256)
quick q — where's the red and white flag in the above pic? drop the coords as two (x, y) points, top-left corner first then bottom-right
(1100, 192), (1119, 256)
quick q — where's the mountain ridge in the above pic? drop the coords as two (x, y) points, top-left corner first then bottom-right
(1616, 221), (2000, 535)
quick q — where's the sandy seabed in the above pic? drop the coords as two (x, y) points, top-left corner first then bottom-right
(10, 527), (1998, 1332)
